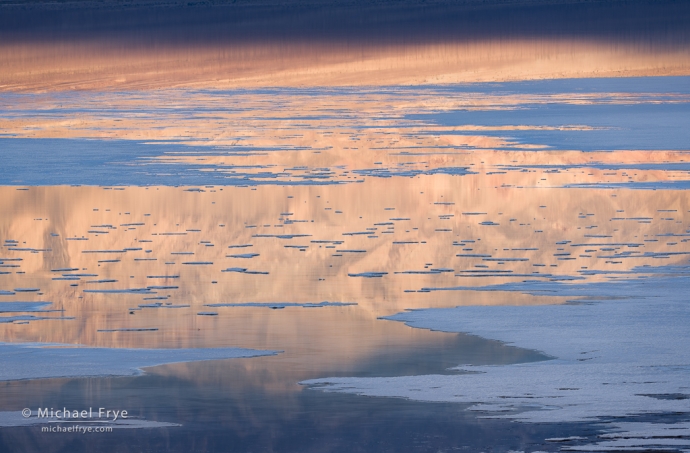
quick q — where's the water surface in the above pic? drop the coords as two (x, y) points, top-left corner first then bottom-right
(1, 76), (689, 452)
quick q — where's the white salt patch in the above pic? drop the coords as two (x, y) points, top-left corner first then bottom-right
(562, 422), (690, 451)
(302, 276), (690, 451)
(97, 328), (159, 332)
(0, 343), (278, 381)
(562, 421), (690, 451)
(207, 301), (356, 309)
(546, 437), (586, 442)
(0, 302), (52, 312)
(0, 315), (72, 324)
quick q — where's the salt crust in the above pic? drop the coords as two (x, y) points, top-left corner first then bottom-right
(302, 275), (690, 451)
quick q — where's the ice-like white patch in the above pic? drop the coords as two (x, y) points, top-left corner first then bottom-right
(302, 276), (690, 451)
(0, 411), (180, 429)
(97, 328), (158, 332)
(0, 343), (278, 381)
(0, 315), (72, 324)
(0, 302), (53, 312)
(207, 301), (356, 309)
(562, 422), (690, 451)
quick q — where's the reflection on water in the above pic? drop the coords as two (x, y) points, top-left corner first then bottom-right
(2, 79), (690, 187)
(1, 77), (690, 451)
(1, 371), (599, 453)
(2, 182), (690, 349)
(0, 179), (689, 449)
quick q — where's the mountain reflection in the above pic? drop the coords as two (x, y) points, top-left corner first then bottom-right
(1, 181), (688, 352)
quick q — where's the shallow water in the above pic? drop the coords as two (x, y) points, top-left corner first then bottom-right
(1, 77), (689, 452)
